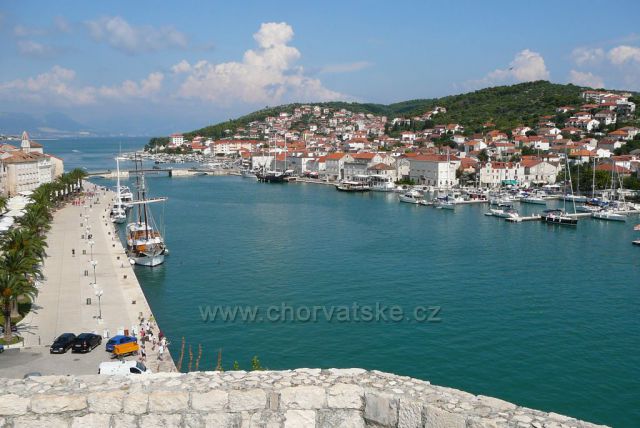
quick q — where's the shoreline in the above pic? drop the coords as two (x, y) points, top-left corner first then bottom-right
(10, 182), (175, 375)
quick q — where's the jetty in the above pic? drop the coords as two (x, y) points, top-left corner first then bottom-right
(12, 182), (175, 375)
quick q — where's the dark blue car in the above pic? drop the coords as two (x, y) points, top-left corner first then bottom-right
(105, 335), (137, 352)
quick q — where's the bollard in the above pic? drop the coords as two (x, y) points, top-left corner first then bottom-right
(82, 249), (86, 255)
(84, 270), (88, 276)
(124, 275), (127, 279)
(132, 300), (136, 305)
(117, 256), (120, 260)
(86, 298), (91, 305)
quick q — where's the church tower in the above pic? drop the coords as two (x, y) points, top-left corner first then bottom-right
(21, 130), (31, 153)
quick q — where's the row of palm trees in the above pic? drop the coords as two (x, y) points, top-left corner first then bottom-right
(0, 168), (87, 342)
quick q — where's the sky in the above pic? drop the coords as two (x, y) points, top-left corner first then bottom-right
(1, 0), (640, 135)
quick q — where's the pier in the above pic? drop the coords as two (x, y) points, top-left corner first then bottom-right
(6, 183), (175, 376)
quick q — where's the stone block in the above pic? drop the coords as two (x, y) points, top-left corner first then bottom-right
(30, 394), (87, 414)
(140, 413), (183, 428)
(203, 412), (242, 427)
(398, 397), (422, 428)
(70, 413), (112, 428)
(228, 389), (267, 411)
(477, 395), (517, 412)
(191, 390), (228, 411)
(112, 414), (138, 428)
(149, 390), (189, 412)
(12, 415), (70, 428)
(423, 404), (466, 428)
(327, 384), (363, 410)
(364, 392), (398, 426)
(280, 386), (326, 409)
(123, 391), (149, 415)
(317, 409), (365, 428)
(284, 410), (315, 428)
(0, 394), (29, 415)
(87, 390), (125, 413)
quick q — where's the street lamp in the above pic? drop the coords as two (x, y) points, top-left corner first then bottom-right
(90, 259), (98, 285)
(95, 289), (103, 319)
(88, 240), (95, 261)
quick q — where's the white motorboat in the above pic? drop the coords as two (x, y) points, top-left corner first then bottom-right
(520, 196), (547, 205)
(336, 181), (370, 192)
(487, 207), (520, 219)
(399, 190), (425, 204)
(592, 210), (627, 222)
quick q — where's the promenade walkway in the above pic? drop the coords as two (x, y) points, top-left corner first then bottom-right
(17, 183), (175, 373)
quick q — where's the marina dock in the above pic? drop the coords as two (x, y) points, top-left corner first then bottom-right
(16, 183), (175, 374)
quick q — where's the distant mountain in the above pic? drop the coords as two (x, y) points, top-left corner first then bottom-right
(182, 81), (638, 139)
(0, 111), (93, 137)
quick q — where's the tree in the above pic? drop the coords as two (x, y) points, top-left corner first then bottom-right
(478, 149), (489, 162)
(0, 251), (40, 342)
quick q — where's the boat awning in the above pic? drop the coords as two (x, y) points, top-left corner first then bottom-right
(501, 180), (518, 185)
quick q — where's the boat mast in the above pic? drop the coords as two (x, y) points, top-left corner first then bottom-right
(116, 157), (121, 202)
(592, 156), (596, 198)
(141, 173), (150, 241)
(134, 155), (142, 224)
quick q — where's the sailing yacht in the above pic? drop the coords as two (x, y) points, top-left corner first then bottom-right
(592, 162), (628, 222)
(110, 157), (127, 224)
(542, 155), (578, 226)
(126, 163), (168, 267)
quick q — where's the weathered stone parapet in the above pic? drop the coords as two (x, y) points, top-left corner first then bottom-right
(0, 369), (607, 427)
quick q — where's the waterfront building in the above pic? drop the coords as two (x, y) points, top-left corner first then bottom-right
(0, 131), (60, 196)
(407, 154), (460, 187)
(479, 161), (524, 188)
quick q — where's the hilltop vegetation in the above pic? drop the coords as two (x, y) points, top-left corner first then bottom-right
(178, 81), (635, 140)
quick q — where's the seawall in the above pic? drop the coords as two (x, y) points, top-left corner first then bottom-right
(0, 369), (606, 427)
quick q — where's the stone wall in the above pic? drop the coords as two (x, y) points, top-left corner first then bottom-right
(0, 369), (607, 427)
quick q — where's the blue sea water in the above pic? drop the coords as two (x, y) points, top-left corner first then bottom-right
(48, 137), (640, 427)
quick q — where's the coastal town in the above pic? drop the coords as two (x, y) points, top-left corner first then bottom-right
(150, 89), (639, 192)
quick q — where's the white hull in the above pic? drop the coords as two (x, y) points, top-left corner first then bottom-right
(131, 253), (165, 267)
(592, 211), (626, 222)
(521, 198), (547, 205)
(111, 215), (126, 224)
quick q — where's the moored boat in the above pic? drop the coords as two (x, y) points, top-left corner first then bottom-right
(336, 181), (370, 192)
(592, 210), (627, 222)
(398, 190), (425, 204)
(542, 209), (578, 226)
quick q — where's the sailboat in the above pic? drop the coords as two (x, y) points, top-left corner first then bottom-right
(126, 160), (168, 267)
(542, 154), (577, 226)
(592, 161), (627, 222)
(633, 224), (640, 246)
(110, 157), (127, 224)
(256, 139), (291, 183)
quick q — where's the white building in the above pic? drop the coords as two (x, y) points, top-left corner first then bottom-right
(479, 161), (524, 187)
(407, 155), (460, 187)
(170, 134), (184, 146)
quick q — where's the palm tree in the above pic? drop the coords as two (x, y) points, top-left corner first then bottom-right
(2, 228), (48, 263)
(0, 262), (39, 342)
(0, 197), (7, 214)
(68, 168), (88, 192)
(19, 205), (51, 237)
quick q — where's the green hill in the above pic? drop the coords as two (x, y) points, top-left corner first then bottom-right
(176, 81), (636, 140)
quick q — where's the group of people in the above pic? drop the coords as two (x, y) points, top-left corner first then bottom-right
(134, 315), (169, 364)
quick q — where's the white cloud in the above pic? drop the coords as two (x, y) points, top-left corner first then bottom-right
(98, 72), (164, 99)
(13, 25), (45, 37)
(466, 49), (549, 88)
(568, 70), (604, 88)
(608, 45), (640, 65)
(0, 66), (163, 106)
(175, 22), (346, 104)
(571, 47), (604, 66)
(53, 16), (72, 33)
(171, 60), (192, 74)
(320, 61), (372, 73)
(17, 40), (57, 58)
(86, 16), (188, 54)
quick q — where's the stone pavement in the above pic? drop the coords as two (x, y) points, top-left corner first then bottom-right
(15, 183), (175, 374)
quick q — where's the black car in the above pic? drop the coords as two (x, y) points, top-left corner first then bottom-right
(72, 333), (102, 353)
(50, 333), (76, 354)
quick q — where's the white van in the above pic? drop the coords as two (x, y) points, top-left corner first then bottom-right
(98, 360), (151, 375)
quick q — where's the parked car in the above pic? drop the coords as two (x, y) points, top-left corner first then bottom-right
(98, 360), (151, 375)
(105, 335), (137, 352)
(50, 333), (76, 354)
(72, 333), (102, 353)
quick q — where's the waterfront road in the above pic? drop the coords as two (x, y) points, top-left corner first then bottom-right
(9, 183), (175, 376)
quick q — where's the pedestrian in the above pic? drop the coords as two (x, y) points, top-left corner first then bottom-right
(72, 248), (75, 257)
(158, 344), (164, 361)
(151, 337), (157, 351)
(141, 347), (146, 362)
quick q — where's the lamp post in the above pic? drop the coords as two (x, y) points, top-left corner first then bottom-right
(95, 289), (103, 319)
(90, 260), (98, 285)
(88, 239), (95, 261)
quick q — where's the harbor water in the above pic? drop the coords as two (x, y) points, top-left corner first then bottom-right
(48, 137), (640, 427)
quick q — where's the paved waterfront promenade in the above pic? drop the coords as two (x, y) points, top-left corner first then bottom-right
(15, 183), (175, 374)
